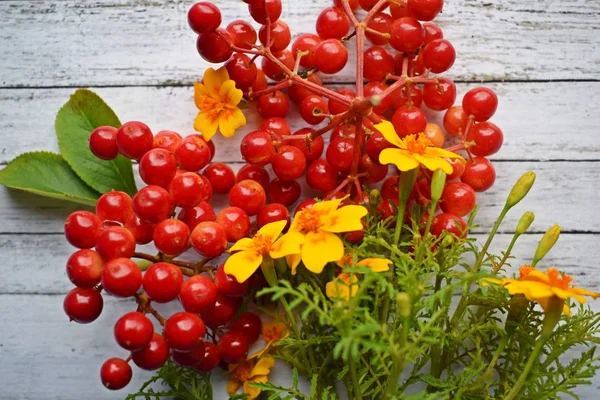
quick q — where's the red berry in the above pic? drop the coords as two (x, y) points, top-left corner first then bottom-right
(64, 211), (103, 249)
(289, 128), (324, 163)
(314, 39), (348, 74)
(422, 39), (456, 73)
(230, 312), (262, 343)
(407, 0), (443, 21)
(272, 145), (306, 181)
(431, 213), (468, 238)
(236, 164), (270, 190)
(261, 50), (295, 81)
(153, 130), (182, 153)
(366, 131), (394, 162)
(139, 148), (177, 188)
(288, 75), (323, 104)
(215, 264), (250, 296)
(326, 138), (354, 173)
(443, 106), (468, 136)
(101, 258), (142, 297)
(392, 105), (427, 138)
(316, 7), (349, 40)
(116, 121), (153, 160)
(203, 163), (236, 194)
(295, 198), (316, 215)
(364, 81), (394, 114)
(257, 203), (290, 228)
(217, 331), (249, 363)
(114, 311), (154, 351)
(462, 87), (498, 122)
(125, 214), (155, 244)
(63, 287), (103, 323)
(361, 154), (389, 183)
(226, 20), (257, 49)
(365, 13), (393, 45)
(170, 172), (212, 208)
(89, 126), (118, 160)
(133, 185), (174, 224)
(190, 221), (228, 257)
(178, 201), (216, 231)
(171, 342), (206, 367)
(100, 358), (132, 390)
(292, 33), (321, 68)
(96, 226), (136, 261)
(248, 0), (282, 24)
(328, 89), (355, 115)
(389, 17), (424, 53)
(446, 158), (466, 181)
(225, 53), (258, 90)
(188, 2), (221, 35)
(175, 135), (212, 172)
(179, 275), (218, 313)
(96, 191), (134, 224)
(131, 333), (170, 371)
(164, 312), (206, 352)
(257, 91), (289, 118)
(259, 20), (291, 52)
(249, 69), (268, 95)
(241, 131), (276, 166)
(364, 46), (394, 82)
(423, 22), (443, 44)
(307, 159), (338, 193)
(153, 219), (190, 256)
(423, 78), (456, 111)
(195, 342), (221, 372)
(423, 123), (445, 148)
(461, 157), (496, 192)
(66, 249), (104, 288)
(467, 122), (504, 157)
(260, 117), (291, 139)
(300, 95), (329, 125)
(267, 178), (301, 206)
(381, 176), (399, 200)
(334, 0), (359, 10)
(440, 182), (476, 217)
(216, 206), (251, 242)
(196, 29), (233, 63)
(390, 1), (414, 18)
(143, 262), (184, 303)
(229, 180), (267, 216)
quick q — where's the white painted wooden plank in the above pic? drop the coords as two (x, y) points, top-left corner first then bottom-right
(0, 0), (598, 87)
(1, 82), (599, 165)
(2, 233), (597, 294)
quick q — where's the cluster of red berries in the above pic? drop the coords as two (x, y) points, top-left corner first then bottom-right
(65, 121), (292, 390)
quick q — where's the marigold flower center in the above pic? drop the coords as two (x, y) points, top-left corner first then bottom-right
(547, 268), (573, 290)
(231, 362), (253, 381)
(339, 253), (353, 267)
(519, 265), (534, 279)
(253, 234), (273, 255)
(295, 209), (322, 233)
(403, 133), (433, 154)
(199, 95), (235, 117)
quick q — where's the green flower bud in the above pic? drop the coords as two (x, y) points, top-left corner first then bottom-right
(396, 292), (412, 318)
(369, 188), (381, 207)
(532, 224), (560, 266)
(515, 211), (535, 235)
(506, 171), (536, 209)
(135, 260), (153, 271)
(430, 169), (447, 202)
(441, 235), (454, 248)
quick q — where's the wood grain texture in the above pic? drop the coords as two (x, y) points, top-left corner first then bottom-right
(0, 0), (598, 87)
(1, 82), (600, 164)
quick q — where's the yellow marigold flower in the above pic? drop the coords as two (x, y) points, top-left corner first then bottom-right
(326, 273), (359, 301)
(375, 120), (464, 174)
(226, 356), (275, 400)
(194, 67), (246, 141)
(276, 197), (368, 274)
(486, 266), (600, 317)
(335, 253), (391, 272)
(224, 220), (300, 283)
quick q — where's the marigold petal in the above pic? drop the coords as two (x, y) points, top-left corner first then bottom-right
(262, 321), (289, 342)
(224, 251), (263, 283)
(301, 231), (344, 274)
(326, 273), (359, 301)
(220, 80), (244, 105)
(522, 269), (551, 284)
(379, 148), (419, 171)
(412, 153), (453, 174)
(323, 205), (368, 233)
(552, 287), (587, 304)
(312, 196), (346, 214)
(193, 82), (208, 109)
(356, 258), (391, 272)
(287, 253), (302, 274)
(244, 376), (267, 400)
(219, 108), (246, 138)
(194, 112), (218, 141)
(505, 281), (554, 301)
(426, 147), (465, 160)
(204, 67), (230, 97)
(258, 220), (287, 240)
(227, 378), (241, 395)
(250, 357), (276, 377)
(270, 231), (303, 259)
(374, 120), (404, 148)
(570, 287), (600, 299)
(229, 238), (256, 253)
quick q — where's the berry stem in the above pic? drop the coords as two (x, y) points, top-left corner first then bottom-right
(363, 0), (390, 24)
(349, 117), (366, 179)
(133, 252), (158, 262)
(250, 79), (292, 98)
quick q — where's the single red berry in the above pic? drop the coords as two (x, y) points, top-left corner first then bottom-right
(248, 0), (282, 24)
(260, 117), (291, 139)
(143, 262), (184, 303)
(423, 78), (456, 111)
(225, 53), (258, 90)
(63, 287), (103, 323)
(365, 12), (393, 45)
(422, 39), (455, 74)
(461, 157), (496, 192)
(257, 203), (290, 229)
(258, 20), (291, 52)
(66, 249), (104, 288)
(326, 138), (354, 173)
(153, 130), (182, 153)
(230, 312), (262, 344)
(95, 226), (136, 261)
(407, 0), (443, 21)
(131, 333), (170, 371)
(178, 201), (216, 231)
(241, 131), (276, 166)
(462, 87), (498, 122)
(295, 198), (316, 215)
(376, 199), (396, 223)
(216, 206), (251, 242)
(116, 121), (153, 160)
(190, 221), (228, 257)
(289, 128), (324, 163)
(164, 312), (206, 352)
(171, 171), (213, 208)
(431, 213), (468, 238)
(249, 69), (268, 95)
(307, 159), (338, 193)
(359, 0), (378, 11)
(100, 358), (132, 390)
(171, 342), (206, 367)
(203, 163), (236, 194)
(64, 211), (103, 249)
(314, 39), (348, 74)
(361, 154), (389, 183)
(188, 2), (221, 35)
(366, 131), (395, 162)
(381, 176), (399, 201)
(446, 158), (466, 181)
(153, 219), (190, 256)
(392, 105), (427, 137)
(229, 180), (267, 216)
(101, 257), (142, 297)
(389, 1), (414, 18)
(215, 264), (250, 297)
(300, 95), (329, 125)
(334, 0), (359, 10)
(139, 148), (177, 188)
(467, 122), (504, 157)
(114, 311), (154, 351)
(236, 164), (270, 190)
(133, 185), (174, 224)
(423, 22), (443, 44)
(267, 178), (301, 206)
(96, 191), (134, 224)
(364, 81), (394, 114)
(440, 182), (477, 217)
(196, 29), (233, 63)
(272, 145), (306, 181)
(261, 50), (295, 81)
(389, 17), (424, 53)
(291, 33), (321, 68)
(328, 89), (355, 115)
(125, 214), (155, 245)
(423, 123), (445, 148)
(217, 331), (249, 363)
(89, 126), (118, 160)
(288, 75), (323, 104)
(257, 91), (289, 118)
(175, 135), (212, 172)
(179, 275), (219, 313)
(195, 342), (221, 372)
(226, 20), (257, 49)
(364, 46), (395, 82)
(443, 106), (468, 136)
(316, 7), (350, 39)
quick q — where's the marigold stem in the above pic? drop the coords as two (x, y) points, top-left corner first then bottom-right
(394, 168), (419, 246)
(504, 334), (548, 400)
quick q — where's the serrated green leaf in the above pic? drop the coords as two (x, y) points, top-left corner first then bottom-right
(55, 88), (137, 195)
(0, 152), (100, 206)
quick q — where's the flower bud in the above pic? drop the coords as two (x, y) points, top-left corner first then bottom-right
(506, 171), (536, 209)
(136, 260), (152, 271)
(441, 235), (454, 248)
(396, 292), (411, 318)
(369, 188), (381, 208)
(532, 225), (560, 266)
(515, 211), (535, 236)
(430, 169), (447, 202)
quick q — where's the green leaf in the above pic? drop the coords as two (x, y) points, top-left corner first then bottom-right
(55, 88), (137, 195)
(0, 152), (101, 206)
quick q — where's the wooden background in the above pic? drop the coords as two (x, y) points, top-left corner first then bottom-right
(0, 0), (599, 398)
